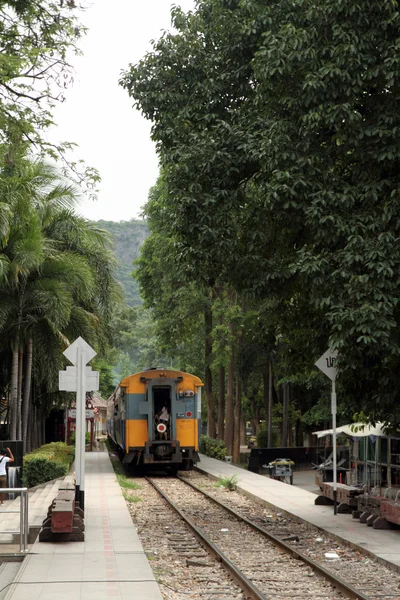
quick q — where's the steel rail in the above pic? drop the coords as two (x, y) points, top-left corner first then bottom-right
(178, 475), (372, 600)
(145, 477), (268, 600)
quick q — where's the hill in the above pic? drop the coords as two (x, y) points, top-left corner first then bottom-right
(96, 219), (149, 306)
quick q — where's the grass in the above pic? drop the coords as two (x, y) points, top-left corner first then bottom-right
(216, 474), (238, 491)
(122, 490), (141, 503)
(117, 473), (142, 490)
(110, 455), (124, 475)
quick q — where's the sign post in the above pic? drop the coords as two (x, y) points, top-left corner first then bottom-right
(315, 348), (338, 514)
(59, 337), (99, 511)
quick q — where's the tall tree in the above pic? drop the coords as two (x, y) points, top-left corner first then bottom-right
(0, 155), (119, 444)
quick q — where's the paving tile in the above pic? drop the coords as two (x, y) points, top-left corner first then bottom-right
(5, 452), (162, 600)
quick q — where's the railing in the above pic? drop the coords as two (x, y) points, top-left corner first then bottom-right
(0, 488), (29, 552)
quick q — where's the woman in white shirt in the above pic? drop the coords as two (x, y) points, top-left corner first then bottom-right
(0, 447), (14, 504)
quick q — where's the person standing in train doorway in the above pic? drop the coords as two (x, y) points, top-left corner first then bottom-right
(158, 405), (170, 440)
(0, 447), (14, 504)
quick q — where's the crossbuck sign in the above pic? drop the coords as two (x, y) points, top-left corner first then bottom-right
(59, 337), (99, 510)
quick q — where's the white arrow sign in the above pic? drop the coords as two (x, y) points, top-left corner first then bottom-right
(59, 337), (98, 514)
(315, 348), (338, 381)
(63, 336), (96, 366)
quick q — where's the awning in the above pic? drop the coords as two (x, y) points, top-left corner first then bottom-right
(312, 422), (395, 439)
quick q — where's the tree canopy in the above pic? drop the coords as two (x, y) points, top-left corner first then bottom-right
(121, 0), (400, 427)
(0, 152), (120, 446)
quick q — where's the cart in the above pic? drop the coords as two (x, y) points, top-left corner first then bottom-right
(268, 458), (294, 484)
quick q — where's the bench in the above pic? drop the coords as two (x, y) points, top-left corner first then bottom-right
(39, 483), (85, 542)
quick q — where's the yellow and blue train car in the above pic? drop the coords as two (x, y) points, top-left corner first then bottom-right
(107, 368), (203, 469)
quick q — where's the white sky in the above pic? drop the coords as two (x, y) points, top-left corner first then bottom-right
(52, 0), (195, 222)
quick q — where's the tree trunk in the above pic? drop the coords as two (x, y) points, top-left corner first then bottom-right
(35, 407), (42, 448)
(10, 348), (19, 440)
(217, 367), (225, 440)
(233, 376), (241, 464)
(204, 300), (216, 438)
(250, 417), (258, 435)
(16, 347), (23, 440)
(240, 417), (246, 446)
(282, 383), (289, 448)
(30, 405), (35, 450)
(26, 407), (32, 454)
(295, 418), (303, 447)
(267, 360), (273, 448)
(232, 296), (244, 464)
(22, 338), (33, 451)
(263, 367), (269, 433)
(224, 325), (235, 456)
(288, 419), (293, 447)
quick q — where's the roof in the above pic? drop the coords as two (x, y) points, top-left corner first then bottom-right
(90, 391), (107, 409)
(312, 422), (399, 439)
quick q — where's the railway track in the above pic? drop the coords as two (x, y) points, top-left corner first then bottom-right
(146, 476), (364, 600)
(145, 475), (399, 600)
(180, 473), (400, 599)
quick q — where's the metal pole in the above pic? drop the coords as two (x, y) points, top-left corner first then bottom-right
(75, 346), (82, 504)
(332, 379), (337, 515)
(19, 492), (23, 553)
(79, 348), (86, 511)
(24, 490), (28, 552)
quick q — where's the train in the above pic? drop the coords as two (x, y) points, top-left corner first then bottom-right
(107, 367), (203, 470)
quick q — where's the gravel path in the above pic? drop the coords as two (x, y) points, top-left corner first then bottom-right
(125, 476), (246, 599)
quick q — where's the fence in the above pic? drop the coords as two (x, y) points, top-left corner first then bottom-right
(0, 488), (29, 552)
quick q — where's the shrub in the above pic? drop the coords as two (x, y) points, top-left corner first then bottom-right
(256, 427), (280, 449)
(23, 442), (75, 488)
(217, 474), (238, 491)
(256, 428), (268, 449)
(199, 435), (227, 460)
(69, 431), (90, 445)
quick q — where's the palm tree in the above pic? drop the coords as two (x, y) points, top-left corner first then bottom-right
(0, 155), (120, 447)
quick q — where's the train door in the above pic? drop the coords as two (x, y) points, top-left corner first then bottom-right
(152, 386), (172, 441)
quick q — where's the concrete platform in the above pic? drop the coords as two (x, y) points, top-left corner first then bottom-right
(4, 452), (162, 600)
(197, 454), (400, 569)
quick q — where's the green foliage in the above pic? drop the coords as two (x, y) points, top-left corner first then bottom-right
(0, 156), (120, 442)
(22, 442), (74, 488)
(116, 474), (142, 490)
(69, 431), (90, 446)
(122, 491), (141, 503)
(200, 435), (227, 460)
(0, 2), (98, 189)
(216, 474), (238, 491)
(120, 0), (400, 428)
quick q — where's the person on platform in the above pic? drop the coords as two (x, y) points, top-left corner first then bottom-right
(157, 405), (170, 440)
(0, 447), (14, 504)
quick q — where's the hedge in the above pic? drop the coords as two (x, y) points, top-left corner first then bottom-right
(199, 435), (227, 460)
(22, 442), (75, 488)
(69, 431), (90, 445)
